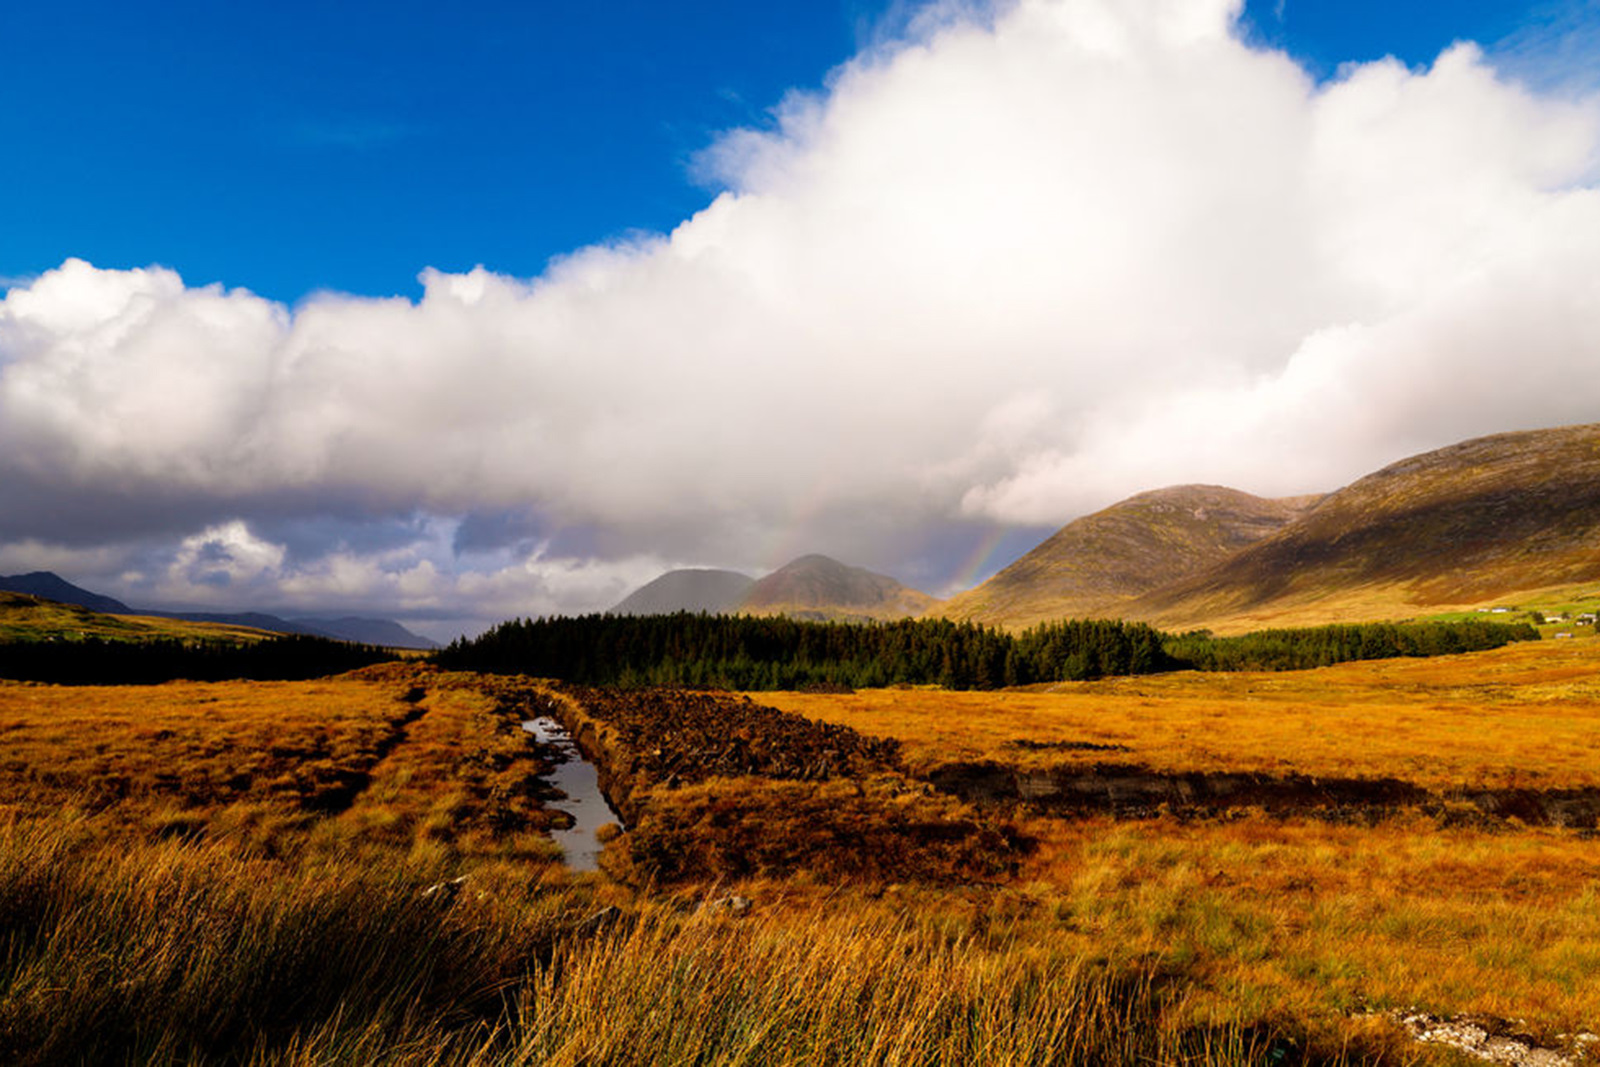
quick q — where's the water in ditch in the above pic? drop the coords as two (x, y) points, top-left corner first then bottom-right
(522, 716), (623, 871)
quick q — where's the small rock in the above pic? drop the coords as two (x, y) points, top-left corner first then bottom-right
(421, 875), (468, 903)
(701, 894), (752, 917)
(1383, 1009), (1579, 1067)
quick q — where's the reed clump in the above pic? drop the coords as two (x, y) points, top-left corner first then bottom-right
(0, 816), (1384, 1066)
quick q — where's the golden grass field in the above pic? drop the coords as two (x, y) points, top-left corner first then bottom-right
(1142, 582), (1600, 636)
(761, 634), (1600, 788)
(6, 640), (1600, 1062)
(756, 635), (1600, 1046)
(0, 664), (571, 876)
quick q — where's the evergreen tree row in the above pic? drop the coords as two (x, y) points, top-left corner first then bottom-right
(436, 612), (1534, 690)
(1161, 620), (1538, 672)
(437, 613), (1170, 689)
(0, 634), (397, 685)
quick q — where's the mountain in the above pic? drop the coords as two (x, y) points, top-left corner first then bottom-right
(0, 592), (278, 645)
(0, 572), (131, 615)
(0, 571), (435, 649)
(290, 616), (439, 650)
(149, 611), (438, 649)
(1129, 423), (1600, 632)
(611, 569), (755, 615)
(937, 486), (1319, 630)
(742, 554), (936, 621)
(145, 611), (335, 638)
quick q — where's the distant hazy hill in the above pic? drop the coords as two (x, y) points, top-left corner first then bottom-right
(0, 572), (131, 615)
(149, 611), (438, 650)
(0, 571), (435, 649)
(742, 554), (936, 621)
(937, 486), (1318, 630)
(292, 616), (439, 650)
(611, 569), (755, 615)
(1130, 423), (1600, 631)
(144, 611), (335, 638)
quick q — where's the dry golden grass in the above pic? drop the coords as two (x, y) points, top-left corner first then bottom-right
(760, 634), (1600, 789)
(3, 815), (1340, 1067)
(0, 664), (1345, 1064)
(0, 664), (571, 879)
(998, 814), (1600, 1032)
(1143, 579), (1600, 635)
(8, 646), (1600, 1060)
(746, 638), (1600, 1043)
(0, 674), (408, 822)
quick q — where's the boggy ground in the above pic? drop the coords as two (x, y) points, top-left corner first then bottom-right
(750, 636), (1600, 1057)
(0, 663), (575, 874)
(538, 682), (1024, 885)
(760, 636), (1600, 793)
(7, 645), (1600, 1063)
(0, 664), (1355, 1066)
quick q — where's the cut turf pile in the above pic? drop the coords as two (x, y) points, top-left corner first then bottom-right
(533, 682), (1026, 885)
(557, 684), (902, 787)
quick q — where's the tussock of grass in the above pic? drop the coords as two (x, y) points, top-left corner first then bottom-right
(0, 818), (1380, 1066)
(0, 819), (538, 1064)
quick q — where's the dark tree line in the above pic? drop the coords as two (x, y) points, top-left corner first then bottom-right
(436, 613), (1171, 689)
(0, 634), (397, 685)
(1, 615), (1533, 689)
(436, 612), (1532, 690)
(1162, 620), (1538, 672)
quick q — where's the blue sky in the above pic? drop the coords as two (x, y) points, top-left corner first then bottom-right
(3, 0), (897, 303)
(3, 0), (1584, 304)
(1, 0), (1598, 638)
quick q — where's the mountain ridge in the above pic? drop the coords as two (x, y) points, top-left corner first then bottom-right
(0, 572), (132, 615)
(1126, 423), (1600, 632)
(741, 554), (937, 621)
(612, 554), (936, 622)
(611, 569), (755, 616)
(935, 486), (1319, 630)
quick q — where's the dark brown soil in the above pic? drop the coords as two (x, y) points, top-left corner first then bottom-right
(555, 684), (901, 788)
(926, 759), (1600, 828)
(536, 683), (1024, 884)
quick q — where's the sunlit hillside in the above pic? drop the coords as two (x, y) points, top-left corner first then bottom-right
(1125, 424), (1600, 632)
(936, 485), (1317, 629)
(0, 591), (275, 644)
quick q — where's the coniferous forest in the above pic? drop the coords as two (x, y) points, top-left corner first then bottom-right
(0, 634), (397, 685)
(1161, 620), (1540, 672)
(4, 614), (1532, 689)
(435, 613), (1537, 690)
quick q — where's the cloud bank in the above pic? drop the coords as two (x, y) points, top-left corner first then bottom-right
(3, 0), (1599, 634)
